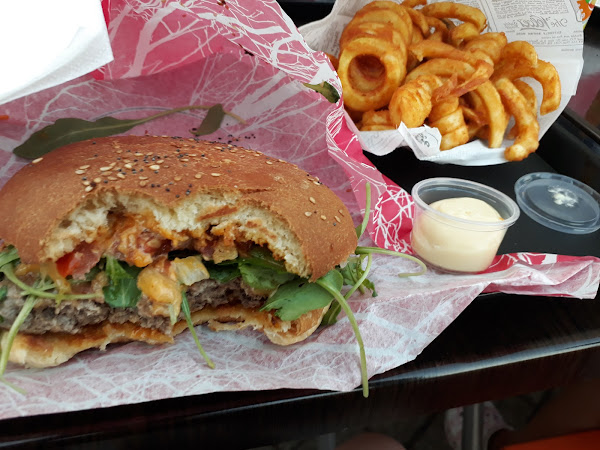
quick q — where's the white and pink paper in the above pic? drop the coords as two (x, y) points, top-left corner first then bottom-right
(0, 0), (598, 419)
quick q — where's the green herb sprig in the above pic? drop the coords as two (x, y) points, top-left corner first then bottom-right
(181, 291), (215, 369)
(13, 104), (246, 160)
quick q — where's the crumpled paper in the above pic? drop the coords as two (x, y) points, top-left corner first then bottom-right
(0, 0), (598, 420)
(0, 0), (113, 106)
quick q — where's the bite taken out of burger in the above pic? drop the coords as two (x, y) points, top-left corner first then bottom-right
(0, 135), (385, 393)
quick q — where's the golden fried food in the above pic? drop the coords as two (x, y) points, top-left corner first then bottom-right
(360, 1), (413, 45)
(389, 75), (443, 128)
(405, 6), (430, 37)
(495, 78), (540, 161)
(492, 59), (561, 115)
(361, 109), (396, 131)
(429, 97), (470, 150)
(448, 22), (481, 47)
(420, 1), (487, 32)
(470, 82), (509, 148)
(506, 79), (538, 139)
(338, 35), (407, 112)
(425, 16), (448, 42)
(405, 58), (476, 83)
(462, 32), (508, 64)
(332, 0), (562, 161)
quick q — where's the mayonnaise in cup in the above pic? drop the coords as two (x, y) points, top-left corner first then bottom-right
(410, 178), (520, 273)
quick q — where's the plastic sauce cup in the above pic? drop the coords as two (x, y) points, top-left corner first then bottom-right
(411, 178), (520, 273)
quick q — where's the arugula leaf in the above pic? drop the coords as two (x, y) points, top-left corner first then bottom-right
(315, 276), (369, 398)
(102, 257), (142, 308)
(261, 270), (342, 321)
(181, 291), (215, 369)
(303, 81), (340, 103)
(0, 293), (39, 386)
(239, 264), (295, 294)
(0, 247), (19, 270)
(205, 262), (241, 284)
(84, 263), (104, 282)
(240, 247), (288, 272)
(340, 257), (377, 297)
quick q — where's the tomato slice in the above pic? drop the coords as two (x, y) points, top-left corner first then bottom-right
(56, 252), (76, 278)
(56, 243), (102, 278)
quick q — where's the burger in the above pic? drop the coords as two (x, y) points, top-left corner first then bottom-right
(0, 135), (358, 369)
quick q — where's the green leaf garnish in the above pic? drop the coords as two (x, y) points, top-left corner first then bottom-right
(13, 105), (246, 160)
(205, 262), (241, 284)
(356, 182), (371, 240)
(355, 247), (427, 278)
(189, 104), (226, 136)
(322, 253), (375, 326)
(261, 270), (342, 321)
(239, 264), (295, 294)
(1, 264), (98, 302)
(181, 291), (215, 369)
(0, 247), (20, 269)
(316, 276), (369, 398)
(102, 256), (142, 308)
(303, 81), (340, 103)
(0, 286), (7, 302)
(0, 293), (39, 386)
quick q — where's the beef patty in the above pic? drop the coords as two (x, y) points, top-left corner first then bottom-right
(0, 278), (265, 335)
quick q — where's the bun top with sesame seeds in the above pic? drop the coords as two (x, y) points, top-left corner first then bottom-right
(0, 135), (357, 280)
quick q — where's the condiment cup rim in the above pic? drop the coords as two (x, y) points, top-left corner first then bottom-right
(412, 177), (520, 229)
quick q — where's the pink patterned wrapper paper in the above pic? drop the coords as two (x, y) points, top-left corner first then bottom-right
(0, 0), (598, 419)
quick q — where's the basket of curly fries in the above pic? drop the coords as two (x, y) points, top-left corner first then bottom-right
(300, 0), (586, 165)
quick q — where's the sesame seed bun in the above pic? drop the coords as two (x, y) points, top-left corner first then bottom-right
(0, 135), (357, 280)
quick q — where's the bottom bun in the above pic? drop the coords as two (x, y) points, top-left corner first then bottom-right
(3, 305), (329, 368)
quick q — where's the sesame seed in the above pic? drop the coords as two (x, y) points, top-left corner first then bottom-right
(334, 215), (341, 222)
(82, 181), (91, 186)
(338, 209), (344, 216)
(135, 153), (143, 156)
(313, 181), (320, 185)
(93, 177), (102, 183)
(180, 158), (189, 162)
(139, 176), (148, 180)
(211, 173), (221, 177)
(309, 197), (316, 204)
(266, 161), (273, 165)
(320, 215), (327, 220)
(75, 170), (85, 175)
(253, 153), (260, 157)
(194, 173), (202, 179)
(149, 165), (160, 170)
(304, 212), (312, 217)
(146, 152), (153, 156)
(156, 159), (164, 164)
(174, 176), (182, 181)
(139, 180), (148, 187)
(79, 165), (90, 170)
(117, 173), (126, 179)
(100, 166), (111, 172)
(108, 176), (117, 181)
(84, 185), (94, 192)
